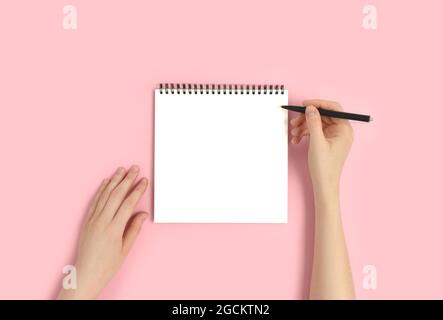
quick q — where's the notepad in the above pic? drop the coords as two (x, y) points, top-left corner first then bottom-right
(154, 84), (288, 223)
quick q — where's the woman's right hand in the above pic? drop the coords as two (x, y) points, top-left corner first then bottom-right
(290, 100), (353, 197)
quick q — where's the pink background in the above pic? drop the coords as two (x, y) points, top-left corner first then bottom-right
(0, 0), (442, 299)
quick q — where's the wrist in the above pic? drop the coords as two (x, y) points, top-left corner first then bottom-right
(57, 270), (101, 300)
(313, 177), (339, 197)
(312, 182), (341, 215)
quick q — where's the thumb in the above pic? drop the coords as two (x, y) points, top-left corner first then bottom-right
(305, 105), (325, 142)
(122, 212), (148, 256)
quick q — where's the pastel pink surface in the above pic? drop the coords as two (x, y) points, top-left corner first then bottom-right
(0, 0), (442, 299)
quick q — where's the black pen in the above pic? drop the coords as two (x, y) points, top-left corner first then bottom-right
(281, 105), (372, 122)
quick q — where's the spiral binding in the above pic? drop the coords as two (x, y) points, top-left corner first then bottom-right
(158, 83), (285, 95)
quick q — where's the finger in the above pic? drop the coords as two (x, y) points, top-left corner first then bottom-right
(114, 178), (149, 231)
(291, 136), (302, 144)
(300, 127), (309, 137)
(290, 115), (305, 127)
(122, 212), (148, 256)
(86, 178), (109, 222)
(291, 133), (307, 144)
(294, 117), (306, 129)
(94, 167), (127, 217)
(321, 116), (336, 125)
(305, 105), (325, 144)
(302, 99), (343, 111)
(291, 122), (307, 137)
(101, 165), (140, 221)
(291, 128), (309, 144)
(304, 100), (348, 127)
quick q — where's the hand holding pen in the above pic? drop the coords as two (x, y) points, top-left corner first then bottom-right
(282, 105), (372, 122)
(289, 99), (356, 299)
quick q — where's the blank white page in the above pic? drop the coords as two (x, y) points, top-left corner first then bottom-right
(154, 86), (288, 223)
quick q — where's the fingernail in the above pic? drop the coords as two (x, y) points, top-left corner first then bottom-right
(130, 165), (139, 173)
(306, 106), (317, 117)
(290, 118), (297, 125)
(117, 167), (125, 174)
(141, 213), (149, 221)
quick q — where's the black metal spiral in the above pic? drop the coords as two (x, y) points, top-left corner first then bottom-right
(159, 83), (285, 95)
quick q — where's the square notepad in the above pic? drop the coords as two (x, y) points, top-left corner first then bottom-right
(154, 84), (288, 223)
